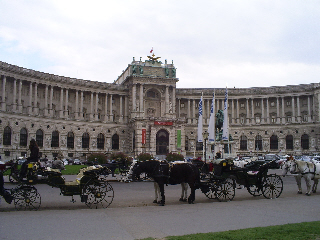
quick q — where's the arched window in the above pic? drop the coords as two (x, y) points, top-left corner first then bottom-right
(286, 135), (293, 150)
(255, 135), (262, 151)
(97, 133), (105, 149)
(20, 128), (28, 146)
(240, 135), (247, 150)
(36, 129), (44, 147)
(67, 132), (74, 149)
(82, 132), (90, 149)
(270, 135), (278, 150)
(112, 134), (119, 150)
(301, 134), (309, 150)
(3, 126), (11, 146)
(51, 131), (59, 148)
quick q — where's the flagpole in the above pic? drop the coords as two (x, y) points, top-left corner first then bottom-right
(197, 93), (203, 160)
(208, 90), (215, 160)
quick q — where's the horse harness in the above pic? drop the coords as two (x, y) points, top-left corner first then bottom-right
(291, 160), (317, 175)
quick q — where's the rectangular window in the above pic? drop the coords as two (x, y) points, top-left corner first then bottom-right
(181, 103), (185, 108)
(255, 116), (260, 124)
(286, 116), (292, 122)
(255, 102), (260, 107)
(240, 103), (245, 109)
(270, 101), (275, 107)
(286, 101), (291, 106)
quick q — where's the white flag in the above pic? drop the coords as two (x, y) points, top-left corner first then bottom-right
(208, 91), (215, 143)
(197, 95), (203, 142)
(222, 87), (229, 141)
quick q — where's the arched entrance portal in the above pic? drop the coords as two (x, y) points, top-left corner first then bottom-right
(156, 129), (169, 155)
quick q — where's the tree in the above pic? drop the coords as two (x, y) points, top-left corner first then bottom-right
(136, 152), (153, 162)
(166, 152), (184, 162)
(87, 153), (107, 164)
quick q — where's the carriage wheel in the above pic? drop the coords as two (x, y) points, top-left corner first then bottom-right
(247, 185), (262, 196)
(12, 185), (41, 211)
(262, 174), (283, 199)
(9, 173), (19, 183)
(81, 179), (114, 209)
(203, 182), (217, 199)
(215, 179), (235, 202)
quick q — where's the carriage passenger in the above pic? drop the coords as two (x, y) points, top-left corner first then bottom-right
(20, 139), (39, 179)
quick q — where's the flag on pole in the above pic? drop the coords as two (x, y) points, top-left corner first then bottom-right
(222, 87), (229, 141)
(197, 95), (203, 142)
(150, 47), (153, 53)
(208, 91), (215, 143)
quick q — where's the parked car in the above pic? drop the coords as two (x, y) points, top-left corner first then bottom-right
(73, 159), (81, 165)
(255, 154), (280, 169)
(18, 158), (26, 165)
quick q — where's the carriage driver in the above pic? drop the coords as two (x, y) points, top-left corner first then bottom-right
(20, 139), (40, 180)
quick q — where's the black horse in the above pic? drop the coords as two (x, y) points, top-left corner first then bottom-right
(131, 160), (200, 206)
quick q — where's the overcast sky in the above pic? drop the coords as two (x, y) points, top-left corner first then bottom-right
(1, 0), (320, 89)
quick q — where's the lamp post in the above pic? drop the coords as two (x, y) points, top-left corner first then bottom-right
(203, 131), (209, 164)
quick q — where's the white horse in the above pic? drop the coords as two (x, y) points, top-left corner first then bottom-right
(125, 160), (189, 203)
(282, 159), (320, 195)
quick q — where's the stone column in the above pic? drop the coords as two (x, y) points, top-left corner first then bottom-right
(104, 93), (108, 122)
(75, 90), (79, 120)
(28, 82), (33, 114)
(281, 97), (285, 124)
(124, 95), (128, 123)
(236, 99), (239, 124)
(172, 87), (176, 114)
(119, 95), (123, 122)
(1, 76), (6, 111)
(65, 89), (69, 118)
(187, 99), (190, 118)
(50, 86), (53, 117)
(12, 78), (17, 112)
(80, 91), (84, 119)
(109, 94), (113, 121)
(251, 98), (254, 124)
(178, 98), (181, 118)
(95, 92), (99, 121)
(140, 84), (144, 115)
(18, 80), (22, 113)
(261, 98), (264, 124)
(60, 88), (64, 118)
(132, 84), (136, 112)
(308, 95), (311, 122)
(246, 98), (249, 124)
(297, 96), (301, 122)
(231, 99), (235, 124)
(276, 97), (280, 124)
(266, 98), (270, 124)
(165, 86), (169, 114)
(291, 96), (295, 123)
(90, 92), (94, 121)
(44, 85), (48, 116)
(34, 83), (38, 115)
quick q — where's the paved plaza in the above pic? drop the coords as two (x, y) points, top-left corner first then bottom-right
(1, 170), (320, 240)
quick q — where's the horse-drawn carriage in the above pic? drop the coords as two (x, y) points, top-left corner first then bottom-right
(3, 162), (114, 210)
(199, 158), (283, 202)
(129, 158), (283, 205)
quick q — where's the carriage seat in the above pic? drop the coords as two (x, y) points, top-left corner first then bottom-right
(64, 166), (101, 186)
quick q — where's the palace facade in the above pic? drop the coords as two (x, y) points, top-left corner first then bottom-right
(1, 55), (319, 162)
